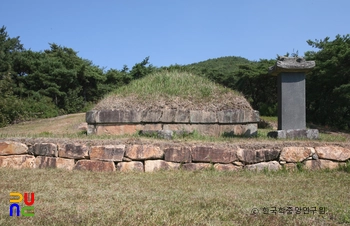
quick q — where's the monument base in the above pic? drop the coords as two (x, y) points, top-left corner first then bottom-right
(267, 129), (319, 139)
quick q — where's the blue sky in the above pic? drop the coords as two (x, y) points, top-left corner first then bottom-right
(1, 0), (349, 70)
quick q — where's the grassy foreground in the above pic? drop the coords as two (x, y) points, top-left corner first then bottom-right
(1, 168), (349, 225)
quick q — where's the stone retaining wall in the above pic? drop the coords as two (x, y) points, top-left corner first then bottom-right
(86, 109), (260, 137)
(1, 139), (349, 172)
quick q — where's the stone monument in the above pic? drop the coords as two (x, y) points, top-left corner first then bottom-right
(268, 57), (319, 139)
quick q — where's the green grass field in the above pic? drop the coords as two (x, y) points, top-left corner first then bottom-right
(1, 168), (350, 225)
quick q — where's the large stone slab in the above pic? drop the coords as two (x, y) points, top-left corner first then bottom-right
(267, 129), (319, 139)
(96, 124), (142, 135)
(160, 109), (176, 122)
(181, 163), (212, 171)
(90, 145), (125, 162)
(164, 147), (191, 163)
(58, 144), (89, 159)
(74, 160), (116, 172)
(189, 111), (217, 123)
(236, 149), (280, 164)
(315, 146), (350, 161)
(144, 160), (180, 172)
(192, 146), (237, 163)
(90, 110), (141, 123)
(125, 145), (164, 160)
(174, 110), (190, 123)
(141, 110), (163, 122)
(33, 143), (58, 157)
(34, 156), (75, 170)
(217, 110), (259, 123)
(214, 163), (241, 171)
(0, 141), (28, 155)
(117, 161), (144, 172)
(245, 161), (281, 171)
(0, 155), (35, 169)
(279, 147), (314, 163)
(304, 159), (345, 170)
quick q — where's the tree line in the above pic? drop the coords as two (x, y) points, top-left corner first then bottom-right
(1, 26), (349, 130)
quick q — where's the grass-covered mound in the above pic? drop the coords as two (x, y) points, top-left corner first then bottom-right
(94, 71), (252, 111)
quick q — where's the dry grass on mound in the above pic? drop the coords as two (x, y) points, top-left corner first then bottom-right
(94, 71), (252, 111)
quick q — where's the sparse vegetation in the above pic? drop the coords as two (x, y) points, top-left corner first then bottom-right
(0, 168), (349, 225)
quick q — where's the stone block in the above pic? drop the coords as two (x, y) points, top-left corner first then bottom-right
(181, 163), (212, 171)
(117, 161), (144, 172)
(214, 163), (241, 171)
(0, 141), (28, 155)
(192, 146), (237, 163)
(304, 159), (345, 170)
(267, 129), (319, 139)
(279, 147), (314, 163)
(217, 110), (242, 123)
(160, 109), (176, 122)
(236, 149), (280, 164)
(33, 143), (57, 157)
(74, 160), (116, 172)
(86, 110), (97, 123)
(315, 146), (350, 161)
(125, 145), (164, 160)
(90, 145), (125, 162)
(189, 111), (217, 123)
(0, 155), (35, 169)
(174, 110), (190, 123)
(96, 110), (141, 123)
(34, 156), (75, 170)
(144, 160), (180, 172)
(58, 144), (89, 159)
(96, 124), (142, 135)
(164, 147), (191, 163)
(245, 161), (281, 171)
(141, 110), (162, 122)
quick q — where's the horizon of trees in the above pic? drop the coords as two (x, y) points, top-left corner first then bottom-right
(1, 26), (349, 130)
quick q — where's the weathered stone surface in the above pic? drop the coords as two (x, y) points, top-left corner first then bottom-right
(142, 124), (163, 130)
(34, 156), (75, 170)
(33, 143), (57, 157)
(269, 57), (316, 76)
(279, 147), (314, 163)
(245, 161), (281, 171)
(58, 144), (89, 159)
(96, 124), (142, 135)
(304, 159), (345, 170)
(117, 161), (144, 172)
(90, 145), (125, 162)
(181, 163), (212, 171)
(174, 110), (190, 123)
(74, 160), (116, 172)
(315, 146), (350, 161)
(87, 124), (96, 134)
(95, 110), (141, 123)
(0, 155), (35, 169)
(214, 163), (241, 171)
(86, 110), (97, 123)
(267, 129), (319, 139)
(141, 110), (162, 122)
(192, 146), (237, 163)
(217, 110), (242, 123)
(164, 147), (191, 163)
(236, 149), (280, 164)
(190, 111), (217, 123)
(125, 145), (164, 160)
(160, 109), (176, 122)
(0, 141), (28, 155)
(144, 160), (180, 172)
